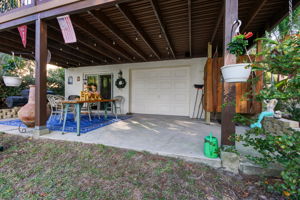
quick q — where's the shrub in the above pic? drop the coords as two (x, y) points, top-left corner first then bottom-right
(235, 35), (300, 199)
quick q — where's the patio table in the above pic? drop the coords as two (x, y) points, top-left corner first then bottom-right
(61, 99), (117, 136)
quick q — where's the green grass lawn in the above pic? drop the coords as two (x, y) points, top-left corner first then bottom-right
(0, 134), (277, 200)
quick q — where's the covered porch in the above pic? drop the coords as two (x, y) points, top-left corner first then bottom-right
(0, 0), (298, 146)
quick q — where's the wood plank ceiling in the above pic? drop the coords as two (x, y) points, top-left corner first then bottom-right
(0, 0), (297, 68)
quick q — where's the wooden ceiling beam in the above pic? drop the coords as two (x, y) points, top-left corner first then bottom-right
(0, 32), (80, 67)
(70, 17), (122, 63)
(211, 4), (224, 43)
(116, 3), (160, 59)
(0, 42), (71, 68)
(0, 0), (137, 31)
(26, 28), (94, 66)
(71, 15), (133, 62)
(241, 0), (268, 33)
(89, 10), (147, 61)
(6, 29), (91, 66)
(149, 0), (176, 59)
(188, 0), (192, 57)
(48, 24), (104, 64)
(46, 22), (107, 64)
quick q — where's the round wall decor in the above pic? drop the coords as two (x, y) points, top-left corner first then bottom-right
(115, 77), (126, 89)
(115, 70), (127, 89)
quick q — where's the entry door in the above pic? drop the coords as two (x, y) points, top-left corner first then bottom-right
(99, 75), (112, 100)
(131, 67), (190, 116)
(86, 74), (113, 110)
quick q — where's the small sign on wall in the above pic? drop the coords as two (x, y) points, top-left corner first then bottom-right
(77, 76), (80, 82)
(68, 76), (73, 85)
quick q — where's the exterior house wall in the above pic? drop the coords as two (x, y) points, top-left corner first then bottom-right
(65, 58), (207, 118)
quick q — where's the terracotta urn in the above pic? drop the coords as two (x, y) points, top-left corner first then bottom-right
(18, 85), (50, 128)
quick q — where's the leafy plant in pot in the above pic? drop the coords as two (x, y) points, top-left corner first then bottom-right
(1, 56), (23, 87)
(221, 32), (253, 82)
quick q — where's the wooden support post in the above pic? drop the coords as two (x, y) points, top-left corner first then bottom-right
(35, 18), (49, 135)
(252, 39), (263, 113)
(205, 42), (212, 124)
(221, 0), (238, 146)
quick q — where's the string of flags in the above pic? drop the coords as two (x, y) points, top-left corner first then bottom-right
(18, 25), (27, 48)
(17, 14), (76, 49)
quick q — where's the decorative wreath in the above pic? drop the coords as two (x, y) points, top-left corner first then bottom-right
(115, 77), (127, 89)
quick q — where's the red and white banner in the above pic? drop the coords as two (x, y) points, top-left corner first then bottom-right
(57, 15), (77, 44)
(18, 25), (27, 48)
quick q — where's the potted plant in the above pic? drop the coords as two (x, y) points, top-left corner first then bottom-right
(1, 56), (23, 87)
(221, 32), (253, 82)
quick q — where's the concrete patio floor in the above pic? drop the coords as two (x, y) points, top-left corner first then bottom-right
(0, 114), (247, 168)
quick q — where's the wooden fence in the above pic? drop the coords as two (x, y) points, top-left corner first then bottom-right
(204, 56), (263, 114)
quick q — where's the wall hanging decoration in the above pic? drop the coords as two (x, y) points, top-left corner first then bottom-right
(68, 76), (73, 85)
(57, 15), (77, 43)
(115, 70), (126, 89)
(18, 25), (27, 48)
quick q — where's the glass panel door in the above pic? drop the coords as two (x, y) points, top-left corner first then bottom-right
(85, 74), (113, 111)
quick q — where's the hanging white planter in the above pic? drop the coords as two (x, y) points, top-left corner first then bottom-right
(221, 63), (251, 83)
(3, 76), (22, 87)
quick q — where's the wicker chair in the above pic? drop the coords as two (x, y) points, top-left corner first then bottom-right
(47, 94), (65, 122)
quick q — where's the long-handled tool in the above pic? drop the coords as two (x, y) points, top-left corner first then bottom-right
(192, 84), (204, 118)
(197, 90), (204, 119)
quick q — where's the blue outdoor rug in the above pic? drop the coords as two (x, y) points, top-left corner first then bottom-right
(0, 114), (131, 134)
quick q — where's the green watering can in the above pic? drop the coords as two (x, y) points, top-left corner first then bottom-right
(204, 133), (219, 158)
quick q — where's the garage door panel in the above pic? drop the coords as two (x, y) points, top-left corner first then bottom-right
(174, 94), (187, 102)
(174, 69), (188, 77)
(159, 70), (172, 78)
(132, 67), (189, 116)
(159, 80), (172, 89)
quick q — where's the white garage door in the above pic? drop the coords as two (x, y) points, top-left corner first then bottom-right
(131, 67), (190, 116)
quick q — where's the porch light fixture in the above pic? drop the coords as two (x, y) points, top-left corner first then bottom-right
(158, 33), (162, 38)
(118, 57), (121, 60)
(60, 48), (63, 51)
(94, 43), (97, 47)
(113, 41), (116, 45)
(76, 47), (79, 50)
(133, 56), (136, 60)
(135, 36), (138, 41)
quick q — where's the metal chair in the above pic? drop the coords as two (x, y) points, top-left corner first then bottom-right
(113, 96), (125, 114)
(47, 94), (65, 122)
(68, 95), (92, 121)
